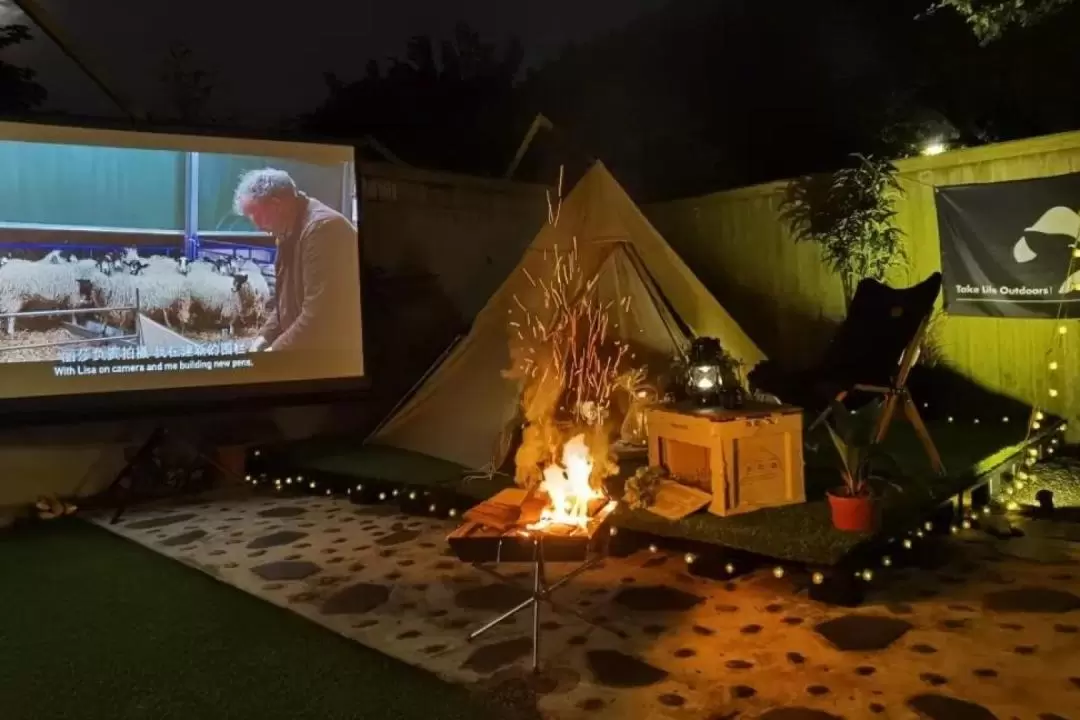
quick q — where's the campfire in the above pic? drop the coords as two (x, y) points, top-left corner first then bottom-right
(528, 434), (605, 531)
(449, 167), (634, 559)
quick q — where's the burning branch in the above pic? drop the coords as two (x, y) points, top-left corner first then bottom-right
(504, 167), (643, 497)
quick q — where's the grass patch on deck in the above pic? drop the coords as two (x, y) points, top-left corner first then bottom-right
(281, 411), (1037, 566)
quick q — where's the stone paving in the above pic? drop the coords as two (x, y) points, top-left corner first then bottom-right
(92, 493), (1080, 720)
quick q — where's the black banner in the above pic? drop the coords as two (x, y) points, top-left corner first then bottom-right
(935, 173), (1080, 318)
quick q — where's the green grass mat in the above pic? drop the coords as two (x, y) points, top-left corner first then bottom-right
(0, 520), (494, 720)
(282, 412), (1031, 566)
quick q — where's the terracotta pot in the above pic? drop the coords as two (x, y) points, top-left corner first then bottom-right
(827, 488), (875, 533)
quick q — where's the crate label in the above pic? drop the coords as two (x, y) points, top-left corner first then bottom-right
(736, 435), (785, 505)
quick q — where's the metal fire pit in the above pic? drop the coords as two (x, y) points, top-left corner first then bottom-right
(447, 501), (619, 672)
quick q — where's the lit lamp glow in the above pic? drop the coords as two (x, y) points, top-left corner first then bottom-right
(920, 139), (947, 157)
(687, 337), (725, 406)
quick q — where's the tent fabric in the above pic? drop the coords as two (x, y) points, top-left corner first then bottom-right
(371, 162), (766, 470)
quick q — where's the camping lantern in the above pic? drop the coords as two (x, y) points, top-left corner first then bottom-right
(686, 337), (724, 406)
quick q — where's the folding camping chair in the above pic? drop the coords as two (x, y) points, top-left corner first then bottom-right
(805, 272), (946, 476)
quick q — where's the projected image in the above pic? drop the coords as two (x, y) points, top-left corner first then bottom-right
(0, 123), (363, 400)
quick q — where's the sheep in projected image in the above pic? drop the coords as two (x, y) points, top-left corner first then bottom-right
(0, 248), (273, 340)
(0, 257), (85, 333)
(184, 259), (270, 334)
(100, 269), (192, 331)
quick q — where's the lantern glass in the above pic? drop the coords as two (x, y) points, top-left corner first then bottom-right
(689, 364), (721, 393)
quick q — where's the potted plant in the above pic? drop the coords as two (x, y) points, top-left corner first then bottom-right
(825, 422), (875, 532)
(822, 402), (898, 532)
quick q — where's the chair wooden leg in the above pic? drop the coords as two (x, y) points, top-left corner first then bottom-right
(806, 392), (848, 451)
(901, 392), (946, 476)
(872, 393), (900, 444)
(806, 405), (833, 436)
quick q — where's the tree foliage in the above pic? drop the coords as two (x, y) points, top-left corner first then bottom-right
(925, 0), (1073, 44)
(304, 24), (525, 175)
(0, 24), (46, 113)
(155, 42), (217, 125)
(779, 154), (907, 305)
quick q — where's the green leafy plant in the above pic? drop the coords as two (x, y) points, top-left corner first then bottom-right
(922, 0), (1072, 45)
(824, 402), (903, 498)
(623, 466), (667, 510)
(826, 422), (871, 497)
(779, 154), (907, 309)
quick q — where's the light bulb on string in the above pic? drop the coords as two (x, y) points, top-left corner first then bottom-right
(1049, 361), (1059, 371)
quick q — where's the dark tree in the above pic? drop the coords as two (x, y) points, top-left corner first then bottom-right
(0, 24), (46, 113)
(304, 23), (526, 175)
(516, 0), (1080, 199)
(925, 0), (1073, 44)
(155, 41), (217, 125)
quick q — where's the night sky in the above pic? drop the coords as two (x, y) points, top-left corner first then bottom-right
(1, 0), (673, 123)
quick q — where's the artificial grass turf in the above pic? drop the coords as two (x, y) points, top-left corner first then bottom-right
(283, 410), (1037, 565)
(0, 520), (495, 720)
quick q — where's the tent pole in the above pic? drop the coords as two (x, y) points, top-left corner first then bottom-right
(621, 244), (693, 358)
(363, 333), (466, 444)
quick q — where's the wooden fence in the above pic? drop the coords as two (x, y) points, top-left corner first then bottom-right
(647, 130), (1080, 438)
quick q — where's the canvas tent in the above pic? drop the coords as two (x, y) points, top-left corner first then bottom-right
(370, 162), (765, 471)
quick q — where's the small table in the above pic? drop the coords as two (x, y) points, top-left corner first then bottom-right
(647, 401), (806, 517)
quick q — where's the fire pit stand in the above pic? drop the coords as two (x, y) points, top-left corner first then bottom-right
(448, 502), (619, 672)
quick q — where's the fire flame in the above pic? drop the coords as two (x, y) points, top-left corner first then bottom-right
(528, 434), (604, 530)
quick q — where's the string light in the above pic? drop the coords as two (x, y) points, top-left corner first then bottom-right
(882, 555), (893, 567)
(378, 492), (387, 501)
(962, 519), (972, 530)
(429, 504), (437, 513)
(724, 562), (736, 575)
(812, 572), (824, 585)
(308, 481), (317, 489)
(448, 509), (457, 518)
(356, 484), (364, 492)
(684, 553), (697, 565)
(861, 569), (874, 582)
(773, 566), (785, 579)
(903, 538), (914, 549)
(609, 526), (618, 536)
(648, 544), (659, 553)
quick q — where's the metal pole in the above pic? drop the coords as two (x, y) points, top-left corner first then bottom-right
(531, 539), (542, 673)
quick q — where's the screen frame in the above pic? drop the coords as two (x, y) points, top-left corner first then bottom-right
(0, 117), (371, 427)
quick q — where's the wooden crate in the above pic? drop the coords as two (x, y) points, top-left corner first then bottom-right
(646, 402), (805, 517)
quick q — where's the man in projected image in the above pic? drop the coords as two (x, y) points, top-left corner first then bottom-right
(236, 168), (359, 353)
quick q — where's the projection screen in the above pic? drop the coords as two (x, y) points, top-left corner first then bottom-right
(0, 120), (364, 404)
